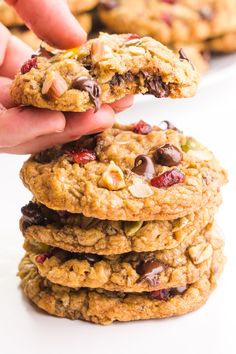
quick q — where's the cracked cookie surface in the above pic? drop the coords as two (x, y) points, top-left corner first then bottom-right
(18, 244), (225, 324)
(98, 0), (236, 45)
(21, 193), (221, 255)
(20, 122), (227, 221)
(23, 224), (223, 292)
(11, 32), (199, 112)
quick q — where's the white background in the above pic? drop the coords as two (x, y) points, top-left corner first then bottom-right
(0, 56), (236, 354)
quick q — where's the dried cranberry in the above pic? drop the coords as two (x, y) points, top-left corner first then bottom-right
(155, 144), (182, 167)
(70, 149), (96, 164)
(20, 57), (37, 74)
(137, 259), (165, 286)
(151, 168), (185, 188)
(35, 254), (49, 264)
(124, 33), (140, 41)
(160, 12), (172, 26)
(150, 289), (170, 301)
(133, 120), (152, 135)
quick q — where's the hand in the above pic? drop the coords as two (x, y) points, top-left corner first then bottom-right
(0, 1), (133, 154)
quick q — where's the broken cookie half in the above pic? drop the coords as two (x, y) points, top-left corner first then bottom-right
(11, 33), (200, 112)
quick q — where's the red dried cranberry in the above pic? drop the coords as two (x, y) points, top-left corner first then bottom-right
(151, 168), (185, 188)
(70, 149), (96, 164)
(35, 254), (48, 264)
(160, 12), (172, 26)
(150, 289), (170, 301)
(162, 0), (176, 3)
(20, 57), (37, 74)
(133, 120), (152, 135)
(124, 33), (140, 41)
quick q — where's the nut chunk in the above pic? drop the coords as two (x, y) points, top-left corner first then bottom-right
(11, 33), (199, 112)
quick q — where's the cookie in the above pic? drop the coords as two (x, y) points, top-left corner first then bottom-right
(68, 0), (99, 14)
(206, 31), (236, 52)
(20, 122), (227, 221)
(0, 1), (23, 26)
(98, 0), (236, 45)
(21, 193), (221, 255)
(17, 246), (225, 324)
(23, 224), (223, 292)
(11, 32), (200, 112)
(173, 44), (210, 74)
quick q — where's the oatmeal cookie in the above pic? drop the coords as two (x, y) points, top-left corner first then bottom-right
(18, 245), (225, 324)
(21, 193), (221, 255)
(206, 31), (236, 52)
(20, 122), (227, 221)
(68, 0), (99, 14)
(11, 33), (199, 112)
(23, 224), (223, 292)
(98, 0), (236, 45)
(0, 1), (23, 26)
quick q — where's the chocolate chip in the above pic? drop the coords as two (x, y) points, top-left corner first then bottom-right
(110, 71), (134, 87)
(150, 284), (188, 300)
(179, 48), (194, 69)
(132, 155), (155, 179)
(21, 202), (50, 229)
(72, 76), (101, 111)
(34, 147), (63, 163)
(200, 50), (211, 63)
(80, 215), (100, 229)
(100, 0), (119, 10)
(155, 144), (182, 167)
(137, 259), (165, 286)
(142, 73), (169, 98)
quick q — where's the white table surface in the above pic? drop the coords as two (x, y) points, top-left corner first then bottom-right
(0, 59), (236, 354)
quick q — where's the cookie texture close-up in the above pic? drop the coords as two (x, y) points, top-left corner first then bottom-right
(98, 0), (236, 45)
(20, 122), (227, 221)
(18, 242), (225, 324)
(21, 193), (221, 254)
(23, 224), (223, 292)
(11, 33), (200, 112)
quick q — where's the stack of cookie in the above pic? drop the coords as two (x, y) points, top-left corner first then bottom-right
(0, 0), (99, 49)
(11, 33), (226, 324)
(18, 122), (226, 324)
(98, 0), (236, 73)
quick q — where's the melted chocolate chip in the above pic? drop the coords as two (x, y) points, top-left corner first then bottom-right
(142, 73), (169, 98)
(155, 144), (182, 167)
(72, 76), (101, 111)
(34, 147), (63, 163)
(137, 259), (165, 286)
(21, 202), (50, 229)
(100, 0), (119, 10)
(110, 71), (134, 87)
(132, 155), (155, 179)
